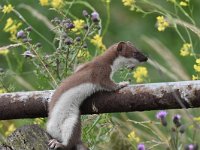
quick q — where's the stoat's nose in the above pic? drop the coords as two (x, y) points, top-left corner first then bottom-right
(140, 56), (148, 62)
(135, 52), (148, 62)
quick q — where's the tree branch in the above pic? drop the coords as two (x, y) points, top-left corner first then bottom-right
(0, 81), (200, 120)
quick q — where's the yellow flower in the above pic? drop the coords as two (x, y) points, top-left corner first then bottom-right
(128, 130), (140, 142)
(4, 18), (13, 30)
(180, 43), (192, 56)
(194, 64), (200, 72)
(133, 67), (148, 83)
(122, 0), (135, 6)
(192, 75), (198, 80)
(90, 34), (106, 50)
(196, 58), (200, 64)
(78, 49), (90, 58)
(5, 124), (16, 136)
(39, 0), (48, 6)
(122, 0), (136, 10)
(34, 118), (45, 125)
(2, 4), (13, 14)
(3, 18), (22, 40)
(72, 19), (85, 32)
(180, 1), (188, 6)
(0, 49), (9, 55)
(194, 117), (200, 122)
(156, 16), (169, 32)
(51, 0), (63, 8)
(0, 88), (7, 93)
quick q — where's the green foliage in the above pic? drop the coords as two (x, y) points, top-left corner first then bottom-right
(0, 0), (200, 149)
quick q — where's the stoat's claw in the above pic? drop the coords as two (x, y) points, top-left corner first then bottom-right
(48, 139), (65, 149)
(117, 81), (129, 89)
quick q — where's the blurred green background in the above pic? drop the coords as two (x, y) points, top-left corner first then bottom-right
(0, 0), (200, 149)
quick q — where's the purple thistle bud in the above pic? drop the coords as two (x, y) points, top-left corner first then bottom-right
(91, 11), (100, 22)
(173, 114), (181, 127)
(137, 144), (145, 150)
(21, 50), (35, 58)
(156, 111), (167, 119)
(82, 10), (89, 17)
(64, 38), (73, 45)
(156, 110), (168, 126)
(17, 30), (26, 39)
(185, 144), (198, 150)
(66, 23), (75, 29)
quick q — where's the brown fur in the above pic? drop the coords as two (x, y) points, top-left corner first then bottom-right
(48, 41), (147, 150)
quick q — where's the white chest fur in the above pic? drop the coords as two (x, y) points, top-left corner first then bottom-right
(110, 56), (139, 77)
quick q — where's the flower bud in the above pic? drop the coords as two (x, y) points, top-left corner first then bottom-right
(17, 30), (26, 39)
(64, 38), (73, 45)
(184, 144), (198, 150)
(35, 43), (42, 48)
(156, 110), (168, 127)
(66, 23), (75, 29)
(83, 24), (89, 30)
(25, 26), (32, 32)
(83, 43), (87, 48)
(137, 144), (145, 150)
(91, 11), (100, 22)
(82, 10), (89, 17)
(173, 114), (181, 128)
(179, 125), (185, 134)
(75, 36), (81, 42)
(21, 50), (35, 58)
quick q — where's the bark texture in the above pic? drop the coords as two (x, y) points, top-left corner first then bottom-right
(0, 125), (51, 150)
(0, 80), (200, 120)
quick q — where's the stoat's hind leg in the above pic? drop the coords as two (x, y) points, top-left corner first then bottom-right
(48, 139), (65, 149)
(61, 113), (82, 149)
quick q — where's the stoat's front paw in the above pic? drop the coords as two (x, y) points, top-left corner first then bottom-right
(117, 81), (129, 90)
(48, 139), (65, 149)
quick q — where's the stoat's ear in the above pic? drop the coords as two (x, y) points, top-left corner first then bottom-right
(117, 41), (126, 52)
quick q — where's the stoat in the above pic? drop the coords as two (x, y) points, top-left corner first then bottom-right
(47, 41), (148, 150)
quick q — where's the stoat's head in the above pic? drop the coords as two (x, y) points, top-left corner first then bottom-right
(111, 41), (148, 72)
